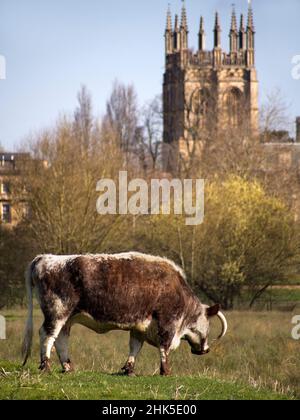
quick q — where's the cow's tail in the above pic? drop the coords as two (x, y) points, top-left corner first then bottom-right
(22, 262), (35, 367)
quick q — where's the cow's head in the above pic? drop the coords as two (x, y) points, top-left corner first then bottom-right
(185, 304), (228, 356)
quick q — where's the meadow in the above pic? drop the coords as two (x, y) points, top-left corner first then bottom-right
(0, 308), (299, 400)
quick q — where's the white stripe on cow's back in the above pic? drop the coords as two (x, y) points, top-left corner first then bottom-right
(33, 252), (186, 280)
(34, 255), (77, 275)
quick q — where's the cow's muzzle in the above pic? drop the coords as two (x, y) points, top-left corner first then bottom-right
(191, 348), (210, 356)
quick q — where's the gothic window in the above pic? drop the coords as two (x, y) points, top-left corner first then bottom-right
(1, 182), (10, 195)
(1, 203), (11, 224)
(191, 88), (211, 129)
(224, 88), (243, 127)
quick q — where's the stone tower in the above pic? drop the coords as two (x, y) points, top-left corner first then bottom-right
(163, 2), (259, 159)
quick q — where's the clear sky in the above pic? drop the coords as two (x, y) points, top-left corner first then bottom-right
(0, 0), (299, 150)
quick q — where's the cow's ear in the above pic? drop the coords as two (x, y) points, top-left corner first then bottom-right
(206, 304), (221, 317)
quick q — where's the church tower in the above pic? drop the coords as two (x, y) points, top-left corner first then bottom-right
(163, 2), (259, 162)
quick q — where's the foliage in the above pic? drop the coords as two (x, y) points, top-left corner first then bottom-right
(0, 223), (34, 308)
(118, 177), (300, 309)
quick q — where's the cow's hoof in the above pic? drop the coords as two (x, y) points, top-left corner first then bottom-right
(39, 359), (51, 373)
(160, 372), (171, 377)
(122, 372), (136, 377)
(121, 363), (135, 377)
(160, 361), (171, 377)
(62, 361), (74, 374)
(125, 371), (136, 377)
(160, 366), (171, 377)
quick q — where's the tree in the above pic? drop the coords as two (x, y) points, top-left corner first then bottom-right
(0, 223), (33, 308)
(193, 177), (299, 309)
(104, 80), (139, 157)
(73, 85), (94, 154)
(15, 91), (126, 255)
(260, 89), (292, 143)
(122, 177), (299, 310)
(137, 95), (163, 173)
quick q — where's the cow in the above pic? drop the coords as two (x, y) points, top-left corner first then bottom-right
(22, 252), (227, 376)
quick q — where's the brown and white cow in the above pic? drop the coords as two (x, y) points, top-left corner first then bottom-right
(22, 252), (227, 376)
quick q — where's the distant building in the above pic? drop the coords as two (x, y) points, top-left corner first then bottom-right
(0, 153), (29, 226)
(162, 2), (300, 218)
(163, 3), (258, 153)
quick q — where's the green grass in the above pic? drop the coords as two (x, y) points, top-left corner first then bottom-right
(0, 361), (290, 400)
(239, 287), (300, 310)
(0, 309), (299, 400)
(270, 288), (300, 302)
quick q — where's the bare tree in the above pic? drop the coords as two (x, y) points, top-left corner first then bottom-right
(14, 88), (126, 255)
(137, 95), (163, 173)
(104, 80), (139, 157)
(260, 88), (293, 142)
(73, 85), (94, 155)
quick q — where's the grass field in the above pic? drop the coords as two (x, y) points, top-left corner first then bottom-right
(0, 309), (299, 400)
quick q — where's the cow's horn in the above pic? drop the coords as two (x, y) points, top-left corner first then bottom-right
(217, 311), (228, 339)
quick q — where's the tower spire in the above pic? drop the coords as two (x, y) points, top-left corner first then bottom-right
(173, 14), (181, 51)
(174, 14), (179, 32)
(180, 0), (188, 50)
(165, 4), (173, 55)
(166, 4), (172, 32)
(180, 0), (188, 30)
(246, 0), (255, 66)
(240, 13), (245, 32)
(198, 16), (205, 51)
(247, 0), (254, 30)
(229, 5), (238, 52)
(213, 12), (222, 67)
(239, 14), (246, 50)
(231, 5), (237, 32)
(214, 12), (221, 48)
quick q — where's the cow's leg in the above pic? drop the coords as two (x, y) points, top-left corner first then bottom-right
(55, 323), (74, 373)
(159, 347), (171, 376)
(39, 318), (67, 373)
(122, 332), (144, 377)
(157, 324), (175, 377)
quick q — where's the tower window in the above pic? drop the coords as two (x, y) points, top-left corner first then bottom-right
(224, 88), (243, 128)
(1, 182), (10, 194)
(191, 88), (214, 132)
(1, 204), (11, 224)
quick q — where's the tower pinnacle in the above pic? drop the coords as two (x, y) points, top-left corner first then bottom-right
(229, 5), (238, 52)
(198, 16), (205, 51)
(246, 0), (255, 65)
(166, 4), (172, 32)
(173, 14), (181, 51)
(174, 14), (179, 32)
(239, 14), (246, 50)
(230, 5), (237, 32)
(165, 5), (173, 55)
(180, 1), (188, 50)
(214, 12), (222, 48)
(240, 13), (245, 32)
(180, 0), (188, 30)
(247, 0), (254, 30)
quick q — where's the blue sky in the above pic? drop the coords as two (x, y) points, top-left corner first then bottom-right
(0, 0), (299, 150)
